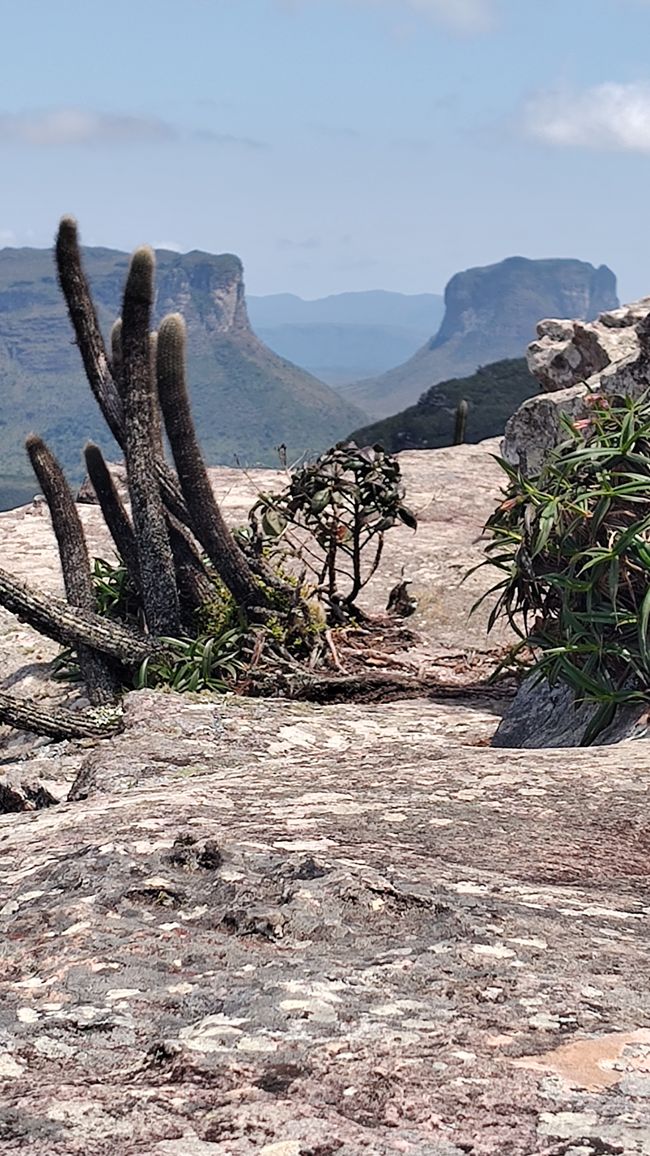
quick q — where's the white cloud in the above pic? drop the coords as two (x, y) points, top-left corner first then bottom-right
(0, 108), (175, 147)
(524, 83), (650, 153)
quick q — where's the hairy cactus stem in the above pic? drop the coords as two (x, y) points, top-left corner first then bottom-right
(165, 513), (219, 623)
(0, 692), (123, 741)
(120, 247), (181, 637)
(55, 216), (124, 444)
(454, 398), (469, 446)
(26, 436), (121, 705)
(110, 318), (123, 392)
(55, 220), (203, 544)
(0, 565), (164, 665)
(149, 330), (165, 459)
(83, 443), (142, 598)
(156, 313), (284, 613)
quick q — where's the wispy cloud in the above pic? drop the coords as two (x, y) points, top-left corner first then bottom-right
(0, 108), (267, 150)
(397, 0), (493, 32)
(305, 121), (361, 140)
(194, 128), (266, 149)
(0, 108), (176, 147)
(277, 236), (321, 250)
(289, 0), (494, 34)
(524, 83), (650, 153)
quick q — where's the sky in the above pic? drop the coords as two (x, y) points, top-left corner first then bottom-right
(2, 0), (650, 300)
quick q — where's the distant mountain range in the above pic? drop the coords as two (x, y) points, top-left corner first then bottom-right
(351, 358), (538, 453)
(0, 246), (621, 512)
(247, 290), (444, 385)
(342, 257), (619, 418)
(0, 245), (365, 487)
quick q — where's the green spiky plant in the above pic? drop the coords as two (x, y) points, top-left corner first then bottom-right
(476, 392), (650, 743)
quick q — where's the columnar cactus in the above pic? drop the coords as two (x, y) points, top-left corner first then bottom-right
(156, 313), (271, 612)
(83, 442), (141, 593)
(454, 399), (469, 446)
(119, 248), (181, 637)
(0, 215), (314, 737)
(26, 436), (120, 705)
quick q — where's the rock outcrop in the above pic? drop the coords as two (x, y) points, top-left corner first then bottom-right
(503, 297), (650, 476)
(343, 257), (618, 419)
(496, 300), (650, 749)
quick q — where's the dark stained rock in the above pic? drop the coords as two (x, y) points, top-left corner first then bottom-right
(492, 675), (650, 748)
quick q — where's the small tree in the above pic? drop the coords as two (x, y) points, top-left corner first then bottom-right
(248, 442), (417, 623)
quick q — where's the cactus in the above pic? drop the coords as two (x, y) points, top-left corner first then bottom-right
(110, 318), (123, 392)
(149, 330), (165, 459)
(83, 443), (141, 593)
(166, 515), (219, 618)
(0, 215), (322, 737)
(55, 217), (124, 444)
(120, 248), (181, 637)
(0, 692), (122, 740)
(0, 564), (162, 665)
(155, 313), (271, 612)
(26, 436), (120, 705)
(454, 399), (469, 445)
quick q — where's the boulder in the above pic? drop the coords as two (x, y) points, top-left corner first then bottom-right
(502, 297), (650, 474)
(492, 675), (650, 748)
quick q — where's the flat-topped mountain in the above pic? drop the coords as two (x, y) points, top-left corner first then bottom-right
(0, 245), (366, 485)
(343, 257), (618, 418)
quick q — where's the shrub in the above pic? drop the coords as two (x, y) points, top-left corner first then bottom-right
(247, 441), (417, 622)
(477, 392), (650, 742)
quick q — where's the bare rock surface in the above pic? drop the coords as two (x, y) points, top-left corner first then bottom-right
(2, 444), (650, 1153)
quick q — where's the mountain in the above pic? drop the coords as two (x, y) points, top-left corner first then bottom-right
(0, 246), (366, 488)
(342, 257), (618, 418)
(350, 358), (537, 453)
(247, 290), (444, 385)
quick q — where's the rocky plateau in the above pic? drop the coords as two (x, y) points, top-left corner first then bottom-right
(1, 442), (650, 1154)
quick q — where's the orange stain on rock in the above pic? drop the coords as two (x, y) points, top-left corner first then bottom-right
(514, 1029), (650, 1091)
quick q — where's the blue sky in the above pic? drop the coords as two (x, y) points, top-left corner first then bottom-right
(2, 0), (650, 300)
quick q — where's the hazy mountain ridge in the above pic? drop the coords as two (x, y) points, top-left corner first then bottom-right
(343, 257), (619, 418)
(248, 290), (444, 385)
(0, 245), (366, 486)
